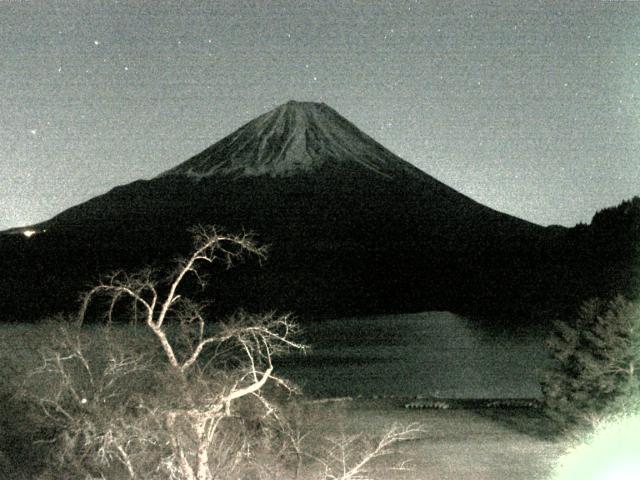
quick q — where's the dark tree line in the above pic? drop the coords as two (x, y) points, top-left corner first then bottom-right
(535, 196), (640, 324)
(1, 189), (638, 326)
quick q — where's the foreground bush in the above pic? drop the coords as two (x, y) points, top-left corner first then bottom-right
(542, 295), (640, 434)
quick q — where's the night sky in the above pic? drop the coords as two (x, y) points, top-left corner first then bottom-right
(2, 0), (639, 231)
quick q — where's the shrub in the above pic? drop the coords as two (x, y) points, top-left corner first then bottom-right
(542, 295), (640, 433)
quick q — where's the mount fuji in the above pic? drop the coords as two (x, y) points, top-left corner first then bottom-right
(1, 101), (578, 322)
(160, 101), (429, 179)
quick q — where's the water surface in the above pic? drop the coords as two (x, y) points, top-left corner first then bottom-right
(278, 311), (550, 399)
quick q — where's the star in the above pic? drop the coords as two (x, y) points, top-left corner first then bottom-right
(94, 40), (100, 45)
(29, 129), (37, 135)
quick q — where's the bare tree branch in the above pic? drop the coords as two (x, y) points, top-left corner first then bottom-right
(55, 226), (310, 479)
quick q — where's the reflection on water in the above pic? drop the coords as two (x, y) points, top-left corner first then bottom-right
(279, 311), (550, 399)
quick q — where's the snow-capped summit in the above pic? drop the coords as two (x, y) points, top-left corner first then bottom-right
(159, 100), (422, 179)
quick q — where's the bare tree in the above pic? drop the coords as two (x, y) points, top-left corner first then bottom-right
(308, 423), (424, 480)
(23, 225), (424, 480)
(49, 226), (305, 480)
(78, 226), (282, 372)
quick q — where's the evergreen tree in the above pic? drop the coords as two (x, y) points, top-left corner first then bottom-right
(542, 295), (640, 432)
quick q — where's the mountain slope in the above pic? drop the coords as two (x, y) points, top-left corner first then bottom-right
(40, 101), (538, 241)
(1, 101), (558, 322)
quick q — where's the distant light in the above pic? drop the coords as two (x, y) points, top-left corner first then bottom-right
(22, 229), (37, 238)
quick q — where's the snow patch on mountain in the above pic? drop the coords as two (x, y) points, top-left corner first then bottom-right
(159, 101), (424, 180)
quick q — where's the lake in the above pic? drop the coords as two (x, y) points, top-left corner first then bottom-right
(278, 311), (551, 399)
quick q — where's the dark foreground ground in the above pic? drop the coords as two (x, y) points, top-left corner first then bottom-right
(301, 397), (568, 480)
